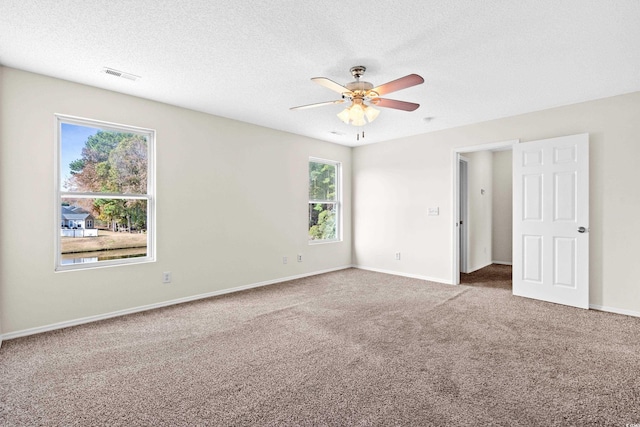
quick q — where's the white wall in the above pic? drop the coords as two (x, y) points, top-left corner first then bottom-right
(465, 151), (493, 272)
(352, 140), (452, 282)
(353, 90), (640, 315)
(492, 150), (512, 264)
(0, 67), (352, 335)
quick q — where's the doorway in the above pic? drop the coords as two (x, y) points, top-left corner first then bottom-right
(452, 140), (517, 285)
(452, 135), (589, 309)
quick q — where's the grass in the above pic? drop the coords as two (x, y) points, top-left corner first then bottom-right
(61, 230), (147, 254)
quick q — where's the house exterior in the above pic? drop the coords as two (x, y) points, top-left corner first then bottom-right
(61, 206), (97, 237)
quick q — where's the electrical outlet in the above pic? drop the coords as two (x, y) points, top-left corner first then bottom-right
(283, 256), (288, 264)
(297, 254), (303, 262)
(395, 252), (401, 260)
(162, 271), (171, 283)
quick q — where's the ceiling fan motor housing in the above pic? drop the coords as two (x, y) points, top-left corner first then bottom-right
(347, 66), (377, 99)
(346, 81), (374, 92)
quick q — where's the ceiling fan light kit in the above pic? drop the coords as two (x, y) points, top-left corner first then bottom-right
(337, 98), (380, 126)
(291, 65), (424, 128)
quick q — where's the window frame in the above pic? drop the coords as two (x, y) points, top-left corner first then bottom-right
(308, 157), (341, 244)
(54, 114), (156, 271)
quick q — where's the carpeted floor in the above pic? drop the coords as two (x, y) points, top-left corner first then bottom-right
(461, 263), (512, 289)
(1, 268), (639, 426)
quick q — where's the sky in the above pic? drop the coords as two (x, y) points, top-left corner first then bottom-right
(60, 123), (98, 190)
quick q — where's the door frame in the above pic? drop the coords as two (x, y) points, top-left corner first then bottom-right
(451, 139), (518, 285)
(458, 156), (469, 274)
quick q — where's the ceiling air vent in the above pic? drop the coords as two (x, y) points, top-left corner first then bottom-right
(102, 67), (140, 81)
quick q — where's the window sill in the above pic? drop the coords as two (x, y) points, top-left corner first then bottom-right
(55, 256), (155, 272)
(308, 239), (341, 245)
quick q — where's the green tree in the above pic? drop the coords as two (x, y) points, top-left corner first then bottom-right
(309, 204), (336, 240)
(308, 162), (337, 240)
(94, 198), (126, 232)
(68, 131), (148, 232)
(309, 162), (336, 200)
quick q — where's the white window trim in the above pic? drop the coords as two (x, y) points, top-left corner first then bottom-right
(54, 114), (156, 271)
(308, 157), (342, 244)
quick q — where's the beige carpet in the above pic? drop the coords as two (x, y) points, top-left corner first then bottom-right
(1, 268), (639, 426)
(461, 263), (512, 289)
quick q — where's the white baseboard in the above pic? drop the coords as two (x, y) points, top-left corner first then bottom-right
(492, 260), (513, 266)
(354, 265), (453, 285)
(1, 265), (353, 341)
(589, 304), (640, 318)
(5, 265), (638, 343)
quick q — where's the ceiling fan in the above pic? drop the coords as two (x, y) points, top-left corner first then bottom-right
(290, 66), (424, 127)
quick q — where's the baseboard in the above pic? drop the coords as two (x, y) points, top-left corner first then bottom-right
(354, 265), (453, 285)
(1, 265), (353, 341)
(8, 266), (636, 343)
(589, 304), (640, 318)
(492, 260), (513, 266)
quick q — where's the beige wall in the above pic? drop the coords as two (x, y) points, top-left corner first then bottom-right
(2, 66), (639, 336)
(353, 90), (640, 315)
(492, 150), (512, 264)
(0, 67), (352, 335)
(465, 151), (493, 272)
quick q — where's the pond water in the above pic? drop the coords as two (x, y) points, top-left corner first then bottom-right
(61, 247), (147, 265)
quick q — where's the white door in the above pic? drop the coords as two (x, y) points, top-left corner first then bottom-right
(513, 134), (589, 309)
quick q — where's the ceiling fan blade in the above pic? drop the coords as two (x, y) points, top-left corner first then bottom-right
(290, 99), (345, 110)
(370, 98), (420, 111)
(371, 74), (424, 96)
(311, 77), (352, 95)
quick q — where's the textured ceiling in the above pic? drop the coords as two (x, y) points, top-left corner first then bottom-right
(1, 1), (640, 146)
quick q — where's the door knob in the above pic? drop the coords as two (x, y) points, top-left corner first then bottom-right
(578, 226), (588, 233)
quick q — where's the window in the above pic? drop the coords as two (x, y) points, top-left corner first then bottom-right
(308, 158), (340, 242)
(55, 115), (155, 270)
